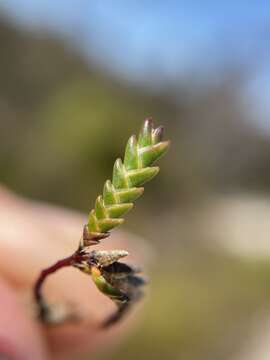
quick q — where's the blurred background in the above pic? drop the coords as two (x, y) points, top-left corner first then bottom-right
(2, 1), (270, 359)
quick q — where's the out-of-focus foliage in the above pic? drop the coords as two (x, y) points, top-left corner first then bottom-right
(2, 16), (270, 360)
(101, 249), (270, 360)
(3, 18), (270, 215)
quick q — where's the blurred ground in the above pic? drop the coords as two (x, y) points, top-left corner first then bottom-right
(2, 6), (270, 360)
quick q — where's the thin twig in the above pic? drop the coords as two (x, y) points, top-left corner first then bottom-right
(34, 251), (84, 321)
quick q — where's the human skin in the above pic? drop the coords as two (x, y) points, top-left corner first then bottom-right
(0, 186), (145, 360)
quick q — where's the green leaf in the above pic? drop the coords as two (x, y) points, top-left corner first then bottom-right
(112, 159), (129, 189)
(128, 167), (159, 187)
(138, 118), (153, 147)
(95, 196), (107, 219)
(107, 203), (133, 218)
(103, 180), (117, 205)
(98, 218), (124, 233)
(88, 209), (100, 233)
(117, 187), (144, 203)
(139, 141), (170, 167)
(124, 135), (140, 170)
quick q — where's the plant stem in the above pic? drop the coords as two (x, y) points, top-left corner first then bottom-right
(34, 251), (84, 321)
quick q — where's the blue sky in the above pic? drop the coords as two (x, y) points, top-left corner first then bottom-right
(1, 1), (270, 127)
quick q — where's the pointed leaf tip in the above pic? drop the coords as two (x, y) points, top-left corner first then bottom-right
(153, 126), (164, 143)
(103, 180), (116, 205)
(107, 203), (133, 218)
(138, 118), (153, 147)
(140, 140), (170, 167)
(95, 195), (107, 219)
(117, 187), (144, 203)
(98, 218), (124, 233)
(128, 166), (159, 187)
(124, 135), (139, 170)
(112, 158), (128, 189)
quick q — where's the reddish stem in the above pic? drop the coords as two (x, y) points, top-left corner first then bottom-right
(34, 251), (84, 321)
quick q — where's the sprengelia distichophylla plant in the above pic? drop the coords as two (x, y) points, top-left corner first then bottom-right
(33, 118), (170, 328)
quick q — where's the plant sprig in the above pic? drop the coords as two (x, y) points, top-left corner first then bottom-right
(83, 118), (170, 245)
(33, 118), (170, 327)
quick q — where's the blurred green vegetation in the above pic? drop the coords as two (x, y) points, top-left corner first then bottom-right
(97, 249), (270, 360)
(2, 17), (270, 360)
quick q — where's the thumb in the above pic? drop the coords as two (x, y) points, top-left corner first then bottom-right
(0, 278), (48, 360)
